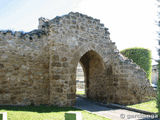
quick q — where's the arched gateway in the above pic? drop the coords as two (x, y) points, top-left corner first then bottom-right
(0, 12), (155, 106)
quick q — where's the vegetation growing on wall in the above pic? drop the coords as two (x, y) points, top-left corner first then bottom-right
(120, 48), (152, 81)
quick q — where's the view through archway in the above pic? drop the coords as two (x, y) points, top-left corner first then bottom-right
(76, 63), (85, 96)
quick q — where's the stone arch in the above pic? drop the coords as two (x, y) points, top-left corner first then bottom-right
(76, 50), (105, 99)
(65, 43), (115, 105)
(73, 42), (108, 66)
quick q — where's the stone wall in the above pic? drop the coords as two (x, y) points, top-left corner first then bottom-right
(0, 30), (49, 105)
(0, 12), (156, 106)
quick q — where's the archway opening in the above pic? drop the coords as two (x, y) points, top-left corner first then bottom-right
(75, 50), (106, 101)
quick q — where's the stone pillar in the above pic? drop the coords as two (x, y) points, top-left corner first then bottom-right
(49, 45), (76, 106)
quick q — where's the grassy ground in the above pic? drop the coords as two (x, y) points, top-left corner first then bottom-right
(0, 106), (110, 120)
(127, 100), (158, 113)
(76, 90), (85, 95)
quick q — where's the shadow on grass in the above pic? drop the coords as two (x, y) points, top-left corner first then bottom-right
(0, 105), (82, 113)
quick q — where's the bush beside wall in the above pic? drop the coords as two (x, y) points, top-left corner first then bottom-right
(120, 48), (152, 81)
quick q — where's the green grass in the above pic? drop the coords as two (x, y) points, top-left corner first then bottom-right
(127, 100), (158, 113)
(76, 90), (85, 95)
(0, 106), (110, 120)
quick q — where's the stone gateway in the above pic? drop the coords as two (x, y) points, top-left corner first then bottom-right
(0, 12), (155, 106)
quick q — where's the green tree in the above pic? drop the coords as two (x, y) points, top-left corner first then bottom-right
(121, 48), (152, 82)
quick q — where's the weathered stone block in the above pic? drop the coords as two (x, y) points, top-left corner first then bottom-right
(67, 94), (75, 99)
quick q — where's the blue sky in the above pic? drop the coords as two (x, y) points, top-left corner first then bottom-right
(0, 0), (158, 64)
(0, 0), (81, 31)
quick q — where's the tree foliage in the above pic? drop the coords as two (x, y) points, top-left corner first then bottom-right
(121, 48), (152, 81)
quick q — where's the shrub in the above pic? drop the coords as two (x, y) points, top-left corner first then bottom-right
(120, 47), (152, 82)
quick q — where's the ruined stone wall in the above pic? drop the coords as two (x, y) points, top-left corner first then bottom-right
(111, 53), (155, 104)
(46, 12), (116, 106)
(0, 12), (155, 106)
(0, 30), (50, 105)
(46, 12), (155, 106)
